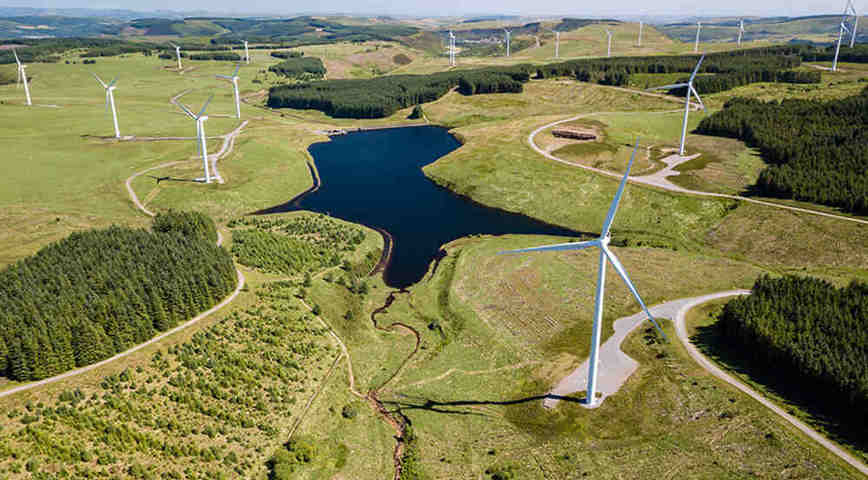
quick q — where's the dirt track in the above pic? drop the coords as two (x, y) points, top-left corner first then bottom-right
(528, 115), (868, 226)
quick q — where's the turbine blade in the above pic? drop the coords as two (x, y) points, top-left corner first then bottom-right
(177, 102), (196, 119)
(13, 49), (20, 65)
(233, 62), (241, 76)
(646, 83), (688, 92)
(689, 85), (707, 113)
(602, 247), (668, 341)
(92, 73), (106, 88)
(689, 54), (706, 83)
(216, 74), (232, 80)
(600, 139), (640, 238)
(498, 240), (599, 255)
(197, 94), (214, 118)
(105, 91), (110, 112)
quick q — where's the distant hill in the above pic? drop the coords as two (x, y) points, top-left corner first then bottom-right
(659, 15), (867, 44)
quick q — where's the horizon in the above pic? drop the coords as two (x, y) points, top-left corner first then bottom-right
(0, 1), (859, 19)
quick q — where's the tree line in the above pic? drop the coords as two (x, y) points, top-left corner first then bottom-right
(268, 56), (326, 79)
(718, 275), (867, 433)
(267, 67), (530, 118)
(0, 212), (236, 381)
(696, 86), (868, 213)
(267, 46), (822, 119)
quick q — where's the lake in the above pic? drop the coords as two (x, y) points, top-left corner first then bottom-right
(262, 125), (582, 288)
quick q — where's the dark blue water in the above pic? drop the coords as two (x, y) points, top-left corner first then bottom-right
(263, 126), (582, 288)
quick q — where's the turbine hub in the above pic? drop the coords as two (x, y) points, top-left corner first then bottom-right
(600, 236), (611, 246)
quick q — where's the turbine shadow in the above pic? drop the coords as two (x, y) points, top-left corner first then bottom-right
(382, 393), (585, 417)
(146, 175), (198, 184)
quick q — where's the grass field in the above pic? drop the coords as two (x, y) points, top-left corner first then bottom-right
(1, 38), (867, 479)
(293, 233), (865, 478)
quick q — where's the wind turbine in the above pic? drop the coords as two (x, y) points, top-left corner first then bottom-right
(647, 54), (707, 156)
(845, 0), (859, 48)
(499, 140), (667, 407)
(694, 21), (702, 53)
(12, 49), (31, 106)
(737, 19), (745, 48)
(833, 17), (851, 72)
(216, 63), (242, 119)
(243, 40), (250, 64)
(448, 30), (456, 67)
(93, 74), (120, 138)
(638, 20), (643, 47)
(606, 29), (613, 57)
(551, 29), (560, 58)
(504, 28), (512, 57)
(177, 95), (214, 184)
(169, 42), (182, 70)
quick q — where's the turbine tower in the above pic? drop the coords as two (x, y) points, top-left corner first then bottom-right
(216, 63), (242, 119)
(169, 42), (182, 70)
(638, 20), (643, 47)
(553, 29), (560, 58)
(846, 0), (859, 48)
(243, 40), (250, 64)
(178, 95), (214, 184)
(93, 74), (120, 138)
(448, 30), (456, 67)
(12, 49), (31, 106)
(694, 21), (702, 53)
(647, 54), (707, 156)
(737, 19), (745, 48)
(499, 140), (667, 407)
(833, 17), (851, 72)
(606, 29), (613, 57)
(504, 28), (512, 57)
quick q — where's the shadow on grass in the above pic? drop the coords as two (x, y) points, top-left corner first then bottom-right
(692, 323), (868, 456)
(384, 393), (585, 417)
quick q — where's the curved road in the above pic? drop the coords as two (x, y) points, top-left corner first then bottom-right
(543, 290), (751, 409)
(528, 115), (868, 226)
(673, 293), (868, 477)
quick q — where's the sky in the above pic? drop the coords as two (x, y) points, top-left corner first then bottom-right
(3, 0), (851, 18)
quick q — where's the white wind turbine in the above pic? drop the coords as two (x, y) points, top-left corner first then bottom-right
(448, 30), (456, 67)
(647, 54), (707, 156)
(216, 63), (242, 119)
(833, 17), (851, 72)
(178, 95), (215, 184)
(606, 29), (613, 57)
(13, 49), (31, 106)
(93, 74), (120, 138)
(551, 29), (560, 58)
(499, 140), (667, 407)
(169, 42), (182, 70)
(737, 19), (746, 48)
(694, 21), (702, 53)
(846, 0), (859, 48)
(638, 20), (643, 47)
(243, 40), (250, 64)
(504, 28), (512, 57)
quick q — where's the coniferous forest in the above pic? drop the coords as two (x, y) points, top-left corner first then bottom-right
(696, 86), (868, 213)
(718, 275), (868, 431)
(0, 213), (236, 382)
(267, 46), (819, 119)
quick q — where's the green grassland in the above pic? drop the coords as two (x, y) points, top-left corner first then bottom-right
(292, 233), (864, 478)
(1, 35), (867, 479)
